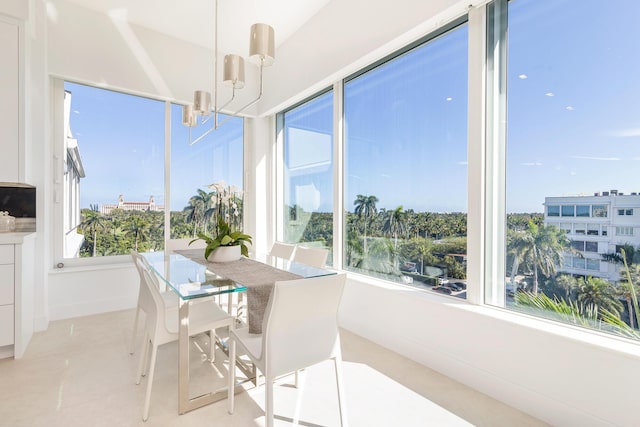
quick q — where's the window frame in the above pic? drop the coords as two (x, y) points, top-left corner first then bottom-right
(52, 79), (245, 268)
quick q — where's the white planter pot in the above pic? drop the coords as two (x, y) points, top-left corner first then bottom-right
(207, 245), (242, 262)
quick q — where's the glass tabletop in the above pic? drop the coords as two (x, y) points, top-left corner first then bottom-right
(141, 251), (334, 300)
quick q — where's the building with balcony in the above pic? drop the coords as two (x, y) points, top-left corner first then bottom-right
(544, 190), (640, 283)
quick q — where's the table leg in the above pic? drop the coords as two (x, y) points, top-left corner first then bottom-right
(178, 299), (234, 414)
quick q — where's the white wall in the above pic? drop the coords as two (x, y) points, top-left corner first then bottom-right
(48, 264), (138, 319)
(340, 276), (640, 427)
(258, 0), (475, 116)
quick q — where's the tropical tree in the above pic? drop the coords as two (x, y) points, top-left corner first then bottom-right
(124, 215), (149, 251)
(110, 218), (122, 240)
(574, 276), (623, 320)
(79, 207), (108, 257)
(555, 273), (577, 301)
(507, 221), (570, 294)
(382, 205), (407, 250)
(353, 194), (378, 255)
(183, 189), (212, 237)
(618, 260), (640, 328)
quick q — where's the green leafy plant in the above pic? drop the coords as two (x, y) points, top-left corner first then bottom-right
(190, 217), (252, 259)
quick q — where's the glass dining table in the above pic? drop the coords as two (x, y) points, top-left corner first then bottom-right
(141, 249), (335, 414)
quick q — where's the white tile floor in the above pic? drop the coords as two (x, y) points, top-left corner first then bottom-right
(0, 309), (549, 427)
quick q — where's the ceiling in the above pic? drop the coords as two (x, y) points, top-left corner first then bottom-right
(61, 0), (333, 55)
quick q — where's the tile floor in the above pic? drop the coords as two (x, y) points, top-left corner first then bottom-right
(0, 309), (549, 427)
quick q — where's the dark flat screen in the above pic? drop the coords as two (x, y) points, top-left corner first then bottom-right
(0, 186), (36, 217)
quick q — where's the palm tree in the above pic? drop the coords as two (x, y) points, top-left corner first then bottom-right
(79, 208), (107, 257)
(382, 205), (407, 250)
(110, 218), (122, 240)
(507, 221), (570, 294)
(353, 194), (378, 255)
(124, 216), (149, 251)
(555, 273), (577, 301)
(618, 262), (640, 328)
(507, 228), (530, 289)
(183, 189), (212, 237)
(574, 276), (623, 320)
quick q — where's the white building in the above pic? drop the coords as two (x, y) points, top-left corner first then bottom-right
(62, 90), (85, 258)
(544, 190), (640, 283)
(100, 195), (164, 215)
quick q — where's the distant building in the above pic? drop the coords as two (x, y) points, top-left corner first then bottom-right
(63, 90), (86, 258)
(100, 195), (164, 215)
(544, 190), (640, 283)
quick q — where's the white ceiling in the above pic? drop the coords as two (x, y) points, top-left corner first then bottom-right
(61, 0), (332, 55)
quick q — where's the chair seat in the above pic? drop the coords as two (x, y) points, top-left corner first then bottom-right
(230, 327), (263, 360)
(165, 299), (233, 336)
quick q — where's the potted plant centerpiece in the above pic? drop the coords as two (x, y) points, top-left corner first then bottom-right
(190, 217), (252, 262)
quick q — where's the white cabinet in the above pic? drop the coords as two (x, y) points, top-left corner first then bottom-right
(0, 18), (21, 183)
(0, 236), (34, 358)
(0, 246), (15, 347)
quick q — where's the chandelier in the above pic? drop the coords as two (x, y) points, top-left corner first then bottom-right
(182, 0), (275, 145)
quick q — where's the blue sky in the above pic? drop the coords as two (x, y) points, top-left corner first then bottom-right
(68, 0), (640, 215)
(66, 83), (243, 212)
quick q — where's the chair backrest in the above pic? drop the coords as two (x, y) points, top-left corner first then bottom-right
(269, 242), (296, 260)
(131, 250), (153, 310)
(292, 245), (329, 268)
(136, 258), (172, 340)
(262, 273), (346, 376)
(166, 238), (206, 252)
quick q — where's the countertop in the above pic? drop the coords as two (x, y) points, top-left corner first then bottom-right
(0, 232), (35, 244)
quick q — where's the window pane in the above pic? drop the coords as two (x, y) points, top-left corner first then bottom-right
(344, 23), (468, 294)
(281, 91), (333, 262)
(592, 205), (607, 217)
(501, 0), (640, 340)
(571, 240), (584, 251)
(63, 82), (164, 258)
(170, 105), (244, 241)
(547, 205), (559, 216)
(585, 241), (598, 252)
(576, 205), (590, 217)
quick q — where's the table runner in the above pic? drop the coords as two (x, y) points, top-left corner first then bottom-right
(175, 249), (301, 333)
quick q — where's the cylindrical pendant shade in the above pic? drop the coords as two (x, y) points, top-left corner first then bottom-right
(182, 104), (197, 127)
(223, 54), (245, 88)
(193, 90), (211, 114)
(249, 23), (275, 66)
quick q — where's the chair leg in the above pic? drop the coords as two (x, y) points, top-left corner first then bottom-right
(227, 336), (236, 414)
(129, 307), (141, 355)
(135, 332), (149, 385)
(142, 335), (151, 377)
(265, 374), (274, 427)
(210, 329), (216, 362)
(142, 342), (158, 421)
(334, 355), (348, 427)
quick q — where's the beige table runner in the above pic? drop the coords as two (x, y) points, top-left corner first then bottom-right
(175, 249), (300, 333)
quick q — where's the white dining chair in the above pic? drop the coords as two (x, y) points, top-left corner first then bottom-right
(129, 250), (179, 355)
(227, 273), (348, 427)
(165, 237), (206, 252)
(292, 245), (329, 268)
(135, 258), (234, 421)
(268, 241), (296, 260)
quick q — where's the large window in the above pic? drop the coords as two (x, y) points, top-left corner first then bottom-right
(343, 22), (468, 293)
(62, 82), (164, 258)
(499, 0), (640, 339)
(59, 82), (243, 262)
(170, 105), (244, 240)
(280, 90), (334, 262)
